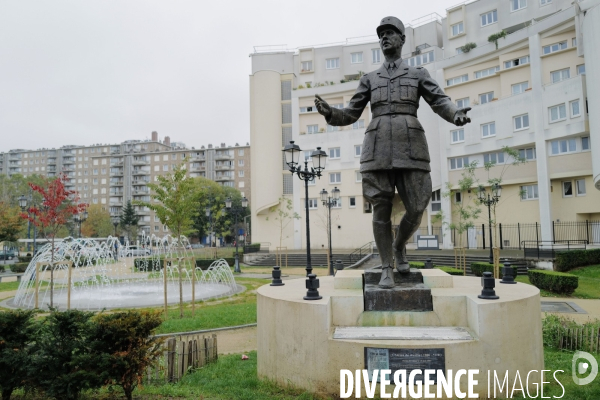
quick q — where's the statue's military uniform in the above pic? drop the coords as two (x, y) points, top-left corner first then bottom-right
(325, 32), (460, 274)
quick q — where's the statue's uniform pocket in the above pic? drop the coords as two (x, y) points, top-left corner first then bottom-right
(370, 80), (388, 103)
(406, 118), (430, 162)
(361, 119), (379, 163)
(400, 77), (418, 101)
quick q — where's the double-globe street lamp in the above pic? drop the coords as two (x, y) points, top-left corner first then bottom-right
(320, 187), (340, 276)
(477, 183), (502, 264)
(225, 196), (248, 274)
(283, 141), (327, 300)
(18, 194), (37, 254)
(111, 214), (121, 237)
(73, 209), (89, 238)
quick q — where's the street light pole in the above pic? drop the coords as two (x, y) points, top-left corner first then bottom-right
(111, 214), (120, 238)
(283, 141), (327, 278)
(477, 183), (502, 264)
(320, 187), (340, 276)
(19, 194), (37, 255)
(226, 196), (248, 273)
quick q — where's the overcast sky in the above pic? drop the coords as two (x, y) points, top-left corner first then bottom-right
(0, 0), (451, 152)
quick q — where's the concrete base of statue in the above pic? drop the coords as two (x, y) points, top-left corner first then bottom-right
(256, 269), (544, 398)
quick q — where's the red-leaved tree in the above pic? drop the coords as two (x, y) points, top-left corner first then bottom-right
(20, 174), (87, 308)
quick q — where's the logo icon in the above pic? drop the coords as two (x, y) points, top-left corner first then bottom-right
(572, 351), (598, 385)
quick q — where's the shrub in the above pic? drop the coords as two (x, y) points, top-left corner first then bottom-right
(460, 42), (477, 53)
(244, 243), (261, 253)
(90, 311), (164, 400)
(436, 266), (464, 276)
(10, 262), (29, 273)
(196, 258), (234, 270)
(18, 255), (32, 263)
(470, 262), (518, 278)
(528, 270), (579, 294)
(554, 248), (600, 272)
(0, 310), (36, 400)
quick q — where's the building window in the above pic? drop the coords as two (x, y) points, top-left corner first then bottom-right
(576, 179), (586, 196)
(479, 92), (494, 104)
(327, 125), (338, 132)
(451, 22), (464, 36)
(446, 74), (468, 86)
(300, 106), (314, 113)
(163, 165), (169, 171)
(351, 52), (363, 63)
(474, 66), (499, 79)
(512, 82), (529, 95)
(577, 64), (585, 75)
(572, 37), (577, 46)
(518, 148), (536, 160)
(364, 201), (372, 213)
(239, 181), (245, 188)
(481, 122), (496, 138)
(238, 159), (244, 166)
(562, 181), (573, 197)
(456, 47), (464, 55)
(484, 152), (505, 165)
(308, 199), (318, 209)
(456, 98), (470, 108)
(307, 124), (319, 134)
(455, 192), (462, 203)
(514, 114), (530, 131)
(582, 137), (590, 151)
(481, 10), (498, 26)
(326, 58), (340, 69)
(301, 61), (313, 72)
(521, 184), (539, 200)
(238, 149), (244, 156)
(352, 119), (365, 129)
(510, 0), (527, 12)
(372, 49), (381, 63)
(431, 189), (441, 212)
(450, 157), (470, 170)
(407, 51), (434, 67)
(451, 129), (464, 144)
(355, 171), (362, 182)
(329, 148), (341, 159)
(551, 68), (570, 83)
(540, 0), (552, 5)
(332, 198), (342, 208)
(238, 170), (244, 177)
(543, 41), (567, 55)
(570, 100), (580, 117)
(349, 197), (356, 208)
(550, 138), (577, 155)
(504, 55), (530, 69)
(354, 145), (362, 157)
(329, 172), (341, 184)
(549, 104), (567, 122)
(303, 150), (313, 162)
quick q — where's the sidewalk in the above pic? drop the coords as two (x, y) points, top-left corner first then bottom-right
(541, 297), (600, 323)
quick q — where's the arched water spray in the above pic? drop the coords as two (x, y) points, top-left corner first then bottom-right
(12, 234), (237, 310)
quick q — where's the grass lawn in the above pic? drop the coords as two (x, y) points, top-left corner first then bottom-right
(0, 281), (22, 292)
(515, 264), (600, 299)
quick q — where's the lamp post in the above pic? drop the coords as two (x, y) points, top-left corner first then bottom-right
(283, 140), (327, 279)
(477, 183), (502, 264)
(205, 205), (214, 247)
(74, 209), (88, 238)
(19, 194), (37, 255)
(225, 196), (248, 273)
(111, 214), (120, 238)
(320, 186), (340, 276)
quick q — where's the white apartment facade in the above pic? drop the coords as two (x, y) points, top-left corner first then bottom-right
(0, 131), (251, 239)
(250, 0), (600, 250)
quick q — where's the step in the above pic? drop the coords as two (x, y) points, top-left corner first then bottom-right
(333, 326), (473, 340)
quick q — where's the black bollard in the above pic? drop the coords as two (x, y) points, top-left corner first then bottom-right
(270, 266), (285, 286)
(334, 259), (344, 275)
(478, 271), (499, 300)
(303, 274), (322, 300)
(424, 258), (434, 269)
(500, 261), (517, 284)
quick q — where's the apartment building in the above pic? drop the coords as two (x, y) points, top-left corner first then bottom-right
(0, 131), (251, 239)
(249, 0), (600, 250)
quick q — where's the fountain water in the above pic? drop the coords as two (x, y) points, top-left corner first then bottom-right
(11, 234), (237, 310)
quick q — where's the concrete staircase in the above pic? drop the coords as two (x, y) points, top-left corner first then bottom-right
(244, 253), (354, 269)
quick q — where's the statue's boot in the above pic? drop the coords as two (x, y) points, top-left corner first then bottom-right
(393, 216), (420, 274)
(373, 221), (395, 288)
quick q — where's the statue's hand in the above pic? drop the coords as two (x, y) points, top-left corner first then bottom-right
(454, 107), (471, 126)
(314, 94), (332, 118)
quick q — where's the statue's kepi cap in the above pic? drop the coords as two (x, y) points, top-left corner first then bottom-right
(377, 16), (405, 37)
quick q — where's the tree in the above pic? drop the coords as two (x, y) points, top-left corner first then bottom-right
(136, 160), (200, 318)
(0, 202), (25, 243)
(0, 310), (36, 400)
(266, 197), (300, 263)
(120, 201), (140, 242)
(20, 174), (87, 307)
(90, 311), (164, 400)
(81, 204), (113, 238)
(191, 177), (228, 245)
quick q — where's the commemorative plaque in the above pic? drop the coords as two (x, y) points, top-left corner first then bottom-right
(364, 347), (446, 383)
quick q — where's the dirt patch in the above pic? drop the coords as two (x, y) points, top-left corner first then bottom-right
(216, 326), (257, 354)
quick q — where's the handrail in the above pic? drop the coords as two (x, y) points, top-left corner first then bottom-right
(349, 241), (375, 264)
(522, 240), (587, 260)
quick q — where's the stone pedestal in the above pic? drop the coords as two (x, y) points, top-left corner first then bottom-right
(363, 268), (433, 311)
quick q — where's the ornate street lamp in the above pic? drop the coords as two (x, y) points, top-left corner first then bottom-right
(74, 209), (89, 238)
(111, 214), (120, 237)
(320, 186), (340, 276)
(19, 194), (37, 254)
(477, 183), (502, 263)
(225, 196), (248, 273)
(283, 141), (327, 300)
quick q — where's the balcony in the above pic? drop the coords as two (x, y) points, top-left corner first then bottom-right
(215, 164), (233, 171)
(215, 175), (234, 182)
(191, 154), (206, 160)
(133, 188), (150, 195)
(132, 158), (149, 165)
(8, 154), (21, 160)
(135, 209), (150, 215)
(109, 199), (123, 206)
(132, 169), (150, 175)
(132, 180), (149, 185)
(191, 165), (206, 171)
(110, 169), (124, 176)
(214, 153), (233, 161)
(47, 167), (56, 173)
(47, 158), (56, 164)
(109, 180), (124, 186)
(62, 158), (75, 164)
(62, 165), (74, 172)
(109, 191), (124, 196)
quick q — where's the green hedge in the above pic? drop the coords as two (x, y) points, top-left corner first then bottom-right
(470, 262), (518, 278)
(244, 243), (261, 253)
(10, 262), (29, 273)
(18, 256), (32, 263)
(528, 270), (579, 294)
(436, 266), (464, 276)
(554, 248), (600, 272)
(134, 257), (234, 271)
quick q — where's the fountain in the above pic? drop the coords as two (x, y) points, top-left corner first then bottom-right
(10, 234), (238, 310)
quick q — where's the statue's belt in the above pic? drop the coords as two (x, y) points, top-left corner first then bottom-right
(371, 103), (417, 118)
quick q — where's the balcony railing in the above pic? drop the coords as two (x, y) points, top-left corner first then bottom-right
(215, 175), (234, 182)
(215, 164), (233, 171)
(132, 169), (150, 175)
(132, 159), (149, 165)
(214, 153), (233, 160)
